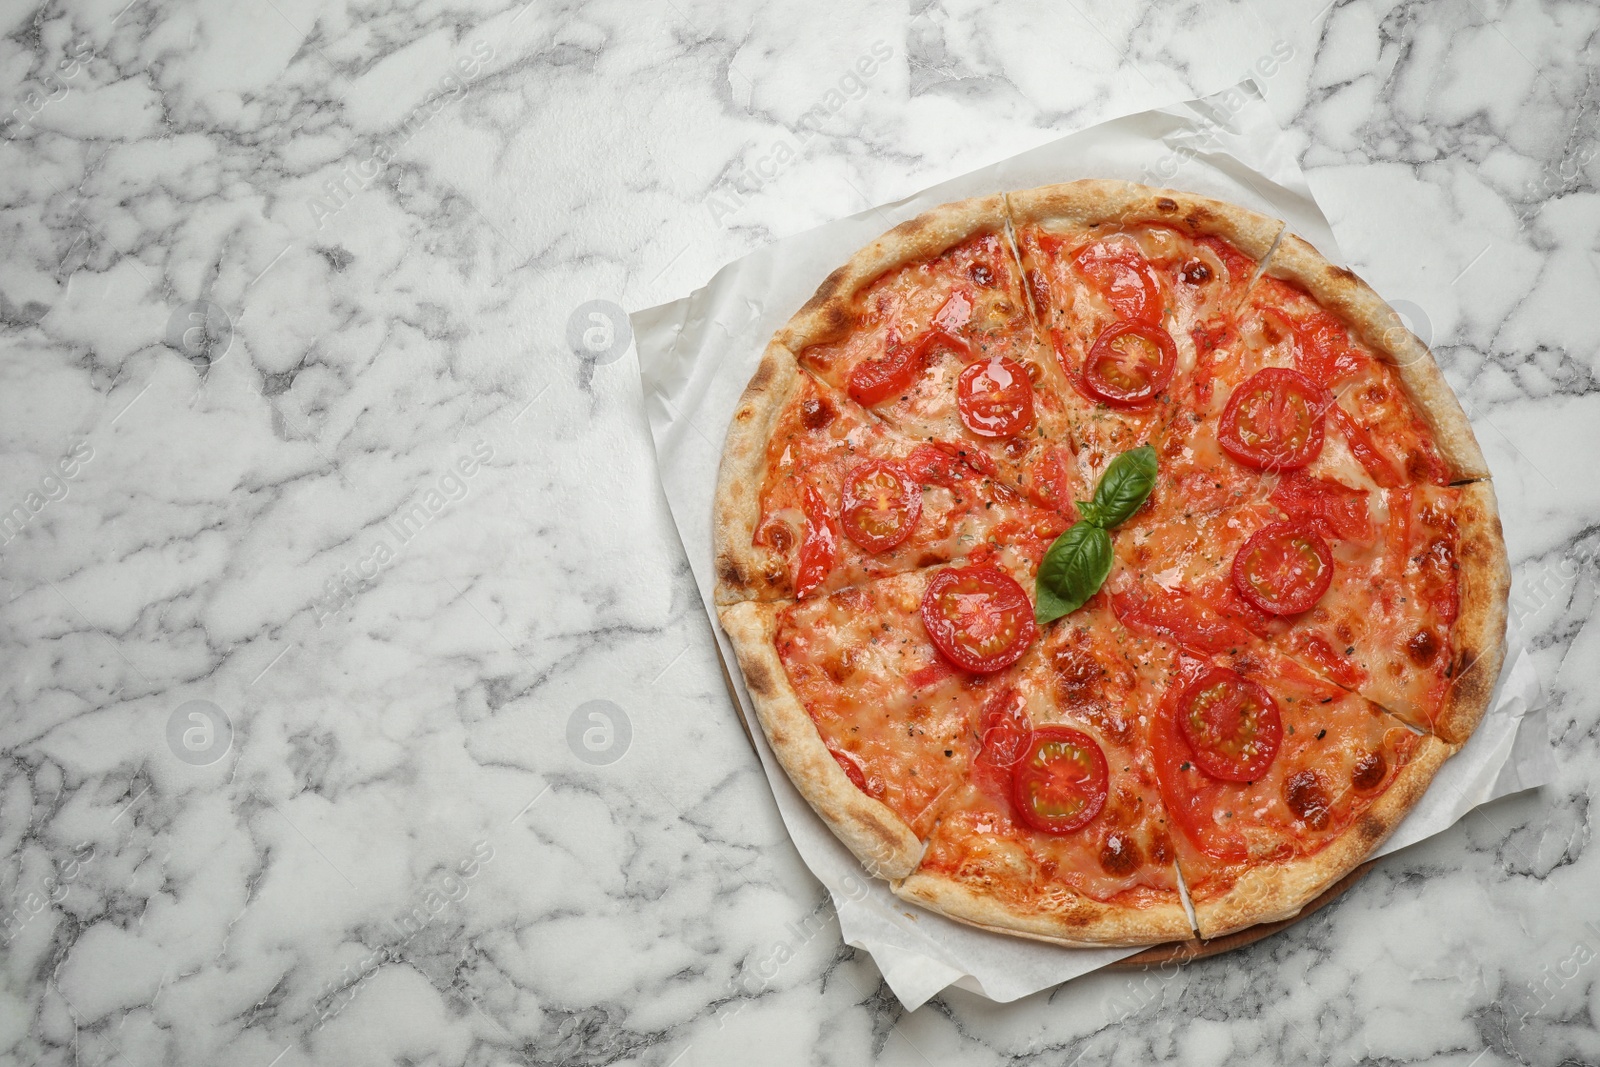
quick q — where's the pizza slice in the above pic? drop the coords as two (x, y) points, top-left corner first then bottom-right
(717, 549), (1048, 880)
(1142, 640), (1453, 939)
(1008, 181), (1282, 488)
(773, 196), (1082, 514)
(714, 342), (1070, 603)
(1107, 476), (1504, 745)
(894, 597), (1194, 945)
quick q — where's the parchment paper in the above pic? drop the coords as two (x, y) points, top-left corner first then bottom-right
(632, 83), (1554, 1010)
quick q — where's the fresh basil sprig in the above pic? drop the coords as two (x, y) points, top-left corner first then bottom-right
(1035, 445), (1157, 625)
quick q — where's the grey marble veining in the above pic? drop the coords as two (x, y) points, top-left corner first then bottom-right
(0, 0), (1593, 1064)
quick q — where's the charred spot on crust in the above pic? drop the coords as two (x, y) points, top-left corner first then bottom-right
(742, 658), (775, 697)
(717, 553), (748, 589)
(1406, 629), (1440, 666)
(1357, 813), (1385, 846)
(1329, 265), (1360, 284)
(1155, 197), (1179, 214)
(1284, 770), (1332, 830)
(745, 356), (778, 395)
(1351, 750), (1388, 792)
(1149, 830), (1173, 866)
(1179, 258), (1212, 285)
(1182, 207), (1213, 228)
(800, 266), (850, 317)
(800, 395), (835, 430)
(1099, 830), (1143, 876)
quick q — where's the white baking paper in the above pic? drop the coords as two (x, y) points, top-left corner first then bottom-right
(632, 83), (1554, 1010)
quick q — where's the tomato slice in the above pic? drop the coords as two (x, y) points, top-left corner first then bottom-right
(1288, 632), (1367, 690)
(904, 443), (966, 488)
(1270, 470), (1374, 543)
(957, 356), (1034, 437)
(1081, 321), (1177, 407)
(1152, 681), (1247, 862)
(1218, 367), (1329, 471)
(1111, 585), (1257, 657)
(921, 564), (1038, 673)
(1196, 234), (1256, 283)
(973, 686), (1031, 799)
(830, 746), (868, 791)
(1280, 305), (1365, 389)
(1232, 521), (1334, 616)
(847, 329), (917, 407)
(1012, 725), (1109, 834)
(794, 483), (838, 599)
(1176, 667), (1282, 782)
(840, 460), (921, 554)
(932, 289), (973, 334)
(1071, 239), (1163, 325)
(1326, 405), (1399, 488)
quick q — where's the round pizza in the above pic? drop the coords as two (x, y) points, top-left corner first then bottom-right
(713, 180), (1509, 946)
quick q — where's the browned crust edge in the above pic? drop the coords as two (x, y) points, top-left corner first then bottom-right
(891, 867), (1195, 948)
(716, 601), (924, 880)
(1190, 734), (1456, 939)
(773, 194), (1012, 353)
(1434, 480), (1511, 744)
(712, 341), (805, 605)
(1005, 178), (1285, 264)
(1262, 234), (1492, 481)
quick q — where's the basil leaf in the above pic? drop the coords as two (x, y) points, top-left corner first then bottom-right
(1035, 522), (1113, 625)
(1089, 444), (1157, 529)
(1075, 499), (1105, 527)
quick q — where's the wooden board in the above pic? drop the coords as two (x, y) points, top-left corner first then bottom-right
(1108, 859), (1378, 968)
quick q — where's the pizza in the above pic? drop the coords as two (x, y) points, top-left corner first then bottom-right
(713, 180), (1509, 945)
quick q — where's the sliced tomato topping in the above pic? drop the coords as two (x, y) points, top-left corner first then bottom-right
(1151, 664), (1247, 861)
(840, 460), (921, 554)
(907, 659), (955, 690)
(1326, 405), (1399, 488)
(1416, 535), (1460, 623)
(794, 482), (838, 599)
(829, 746), (882, 798)
(957, 356), (1034, 438)
(921, 563), (1038, 673)
(1177, 667), (1282, 782)
(1111, 585), (1257, 657)
(904, 443), (967, 488)
(1029, 444), (1081, 518)
(1288, 632), (1367, 690)
(932, 289), (973, 334)
(973, 686), (1031, 798)
(848, 329), (918, 407)
(1232, 521), (1334, 616)
(1282, 305), (1365, 389)
(1012, 725), (1109, 834)
(1071, 238), (1163, 325)
(1218, 367), (1329, 471)
(1189, 319), (1236, 405)
(1196, 234), (1256, 283)
(1270, 470), (1374, 543)
(1081, 321), (1177, 407)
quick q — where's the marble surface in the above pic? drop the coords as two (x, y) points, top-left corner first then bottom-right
(0, 0), (1593, 1064)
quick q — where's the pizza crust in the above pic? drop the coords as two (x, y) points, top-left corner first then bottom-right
(712, 341), (805, 604)
(773, 194), (1013, 354)
(716, 600), (925, 880)
(1261, 234), (1492, 482)
(1435, 480), (1511, 743)
(1005, 179), (1285, 265)
(1190, 733), (1456, 939)
(892, 867), (1196, 947)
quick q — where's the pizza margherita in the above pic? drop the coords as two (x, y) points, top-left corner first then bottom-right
(713, 180), (1508, 945)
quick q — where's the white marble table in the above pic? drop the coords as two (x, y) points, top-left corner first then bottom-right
(0, 1), (1594, 1064)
